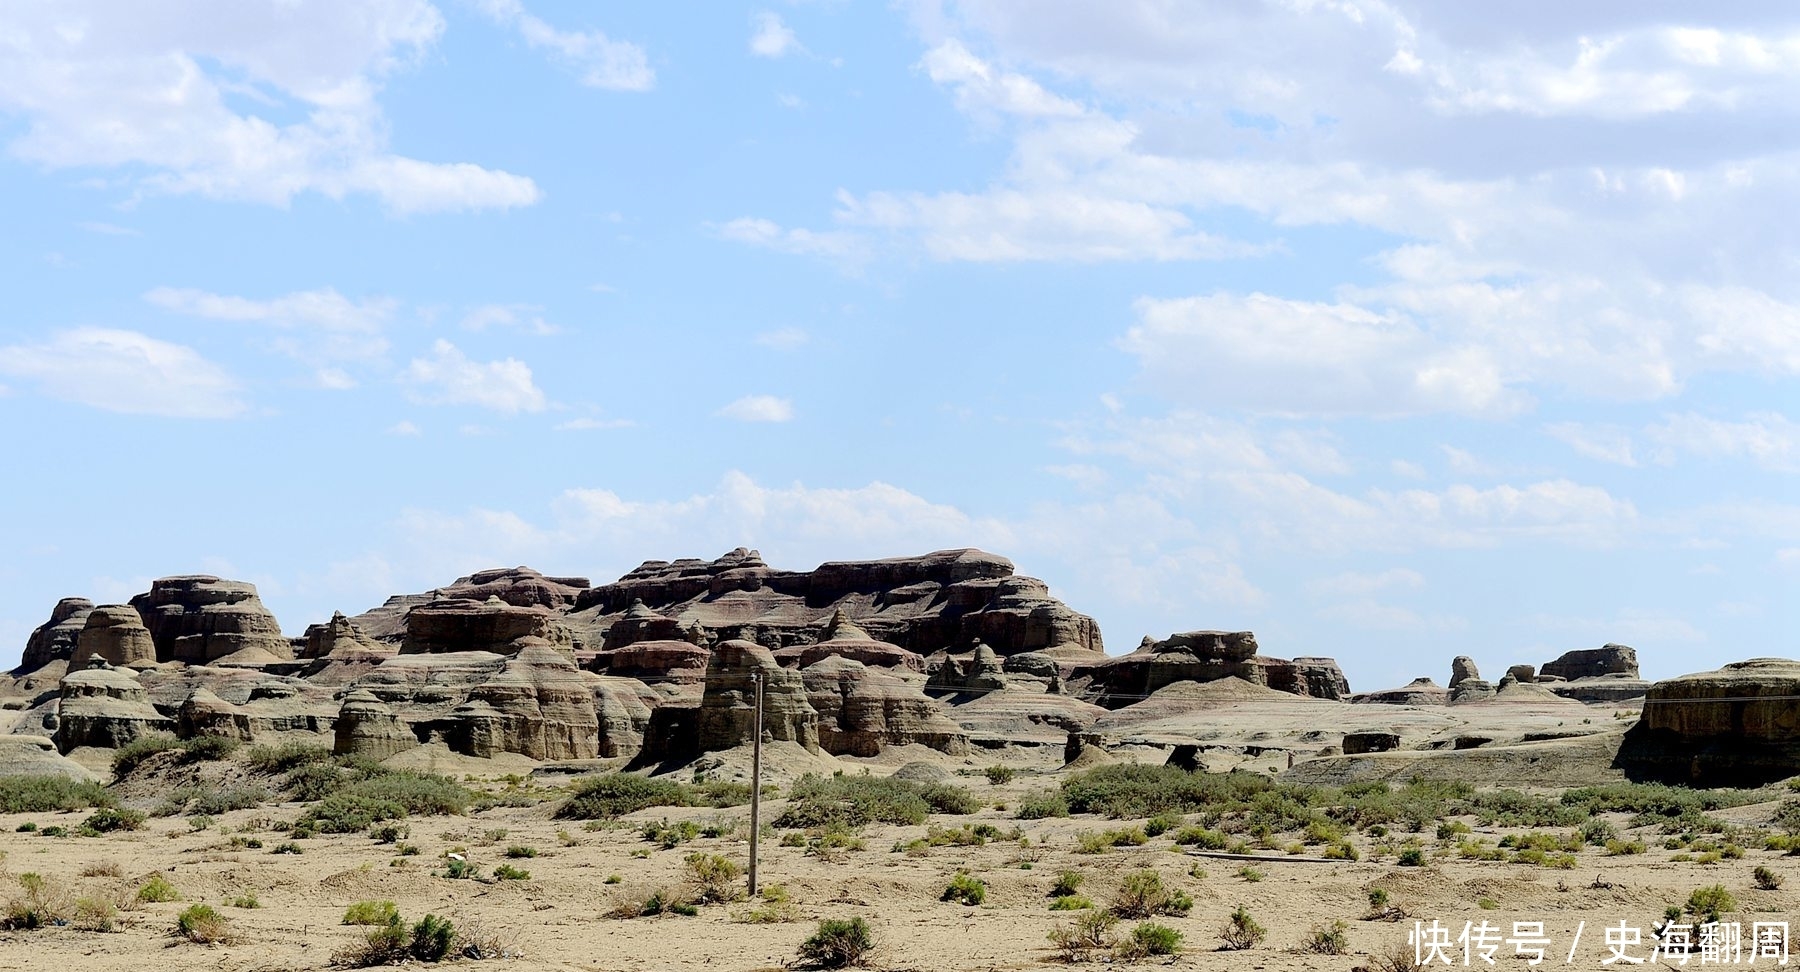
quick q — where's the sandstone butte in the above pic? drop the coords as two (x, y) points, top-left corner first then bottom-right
(1, 547), (1788, 786)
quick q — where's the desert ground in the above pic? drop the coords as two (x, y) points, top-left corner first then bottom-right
(2, 707), (1795, 972)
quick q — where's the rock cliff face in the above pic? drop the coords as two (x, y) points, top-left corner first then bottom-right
(18, 598), (93, 672)
(1450, 656), (1480, 688)
(130, 576), (292, 664)
(1356, 677), (1449, 706)
(1071, 631), (1350, 707)
(53, 663), (175, 752)
(801, 656), (969, 757)
(696, 640), (818, 753)
(399, 597), (574, 656)
(1617, 658), (1800, 786)
(1541, 644), (1638, 680)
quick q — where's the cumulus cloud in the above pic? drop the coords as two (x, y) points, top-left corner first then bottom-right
(402, 340), (546, 414)
(713, 217), (868, 264)
(460, 303), (559, 335)
(716, 394), (795, 423)
(0, 327), (247, 418)
(749, 11), (801, 59)
(0, 0), (540, 212)
(471, 0), (654, 91)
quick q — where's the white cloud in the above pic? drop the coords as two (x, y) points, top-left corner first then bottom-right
(917, 39), (1084, 118)
(1545, 422), (1639, 467)
(749, 11), (801, 59)
(387, 420), (422, 436)
(0, 327), (246, 418)
(1391, 459), (1427, 479)
(78, 221), (141, 237)
(716, 394), (795, 423)
(714, 217), (867, 264)
(460, 303), (559, 335)
(472, 0), (654, 91)
(1119, 292), (1527, 417)
(145, 285), (395, 365)
(1646, 412), (1800, 472)
(402, 340), (546, 414)
(754, 327), (810, 350)
(556, 416), (633, 431)
(0, 0), (540, 213)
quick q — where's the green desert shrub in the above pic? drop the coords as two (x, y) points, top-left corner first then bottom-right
(174, 904), (232, 944)
(299, 793), (406, 834)
(1220, 904), (1267, 950)
(245, 741), (333, 774)
(1754, 866), (1785, 891)
(1048, 910), (1118, 962)
(942, 872), (986, 906)
(81, 806), (145, 833)
(2, 873), (70, 930)
(798, 917), (876, 968)
(1049, 895), (1094, 911)
(1014, 789), (1070, 820)
(111, 734), (183, 775)
(1110, 869), (1191, 919)
(1118, 921), (1183, 959)
(557, 773), (692, 819)
(1686, 884), (1737, 924)
(1049, 870), (1084, 897)
(410, 914), (456, 962)
(492, 864), (530, 881)
(137, 875), (179, 903)
(177, 735), (240, 763)
(1302, 919), (1351, 954)
(685, 853), (742, 904)
(777, 774), (964, 829)
(343, 900), (399, 926)
(985, 765), (1016, 785)
(0, 775), (114, 813)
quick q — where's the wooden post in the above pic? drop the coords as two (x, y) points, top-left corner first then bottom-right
(748, 670), (763, 898)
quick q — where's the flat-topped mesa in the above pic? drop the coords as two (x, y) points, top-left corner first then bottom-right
(1069, 631), (1350, 708)
(399, 596), (574, 656)
(17, 597), (94, 673)
(1617, 657), (1800, 786)
(129, 576), (292, 664)
(1355, 676), (1449, 706)
(1542, 644), (1639, 680)
(571, 548), (1102, 659)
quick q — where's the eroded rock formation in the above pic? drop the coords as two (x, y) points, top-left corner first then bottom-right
(400, 597), (574, 656)
(130, 576), (292, 664)
(1617, 658), (1800, 785)
(72, 605), (157, 668)
(53, 663), (175, 752)
(801, 656), (969, 757)
(1072, 631), (1350, 707)
(19, 598), (93, 672)
(696, 640), (818, 753)
(1450, 656), (1479, 688)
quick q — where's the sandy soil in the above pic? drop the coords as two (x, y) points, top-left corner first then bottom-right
(1, 762), (1793, 972)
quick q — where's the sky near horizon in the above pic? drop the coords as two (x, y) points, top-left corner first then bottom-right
(2, 1), (1797, 690)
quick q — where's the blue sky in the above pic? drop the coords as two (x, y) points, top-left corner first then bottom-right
(2, 1), (1797, 689)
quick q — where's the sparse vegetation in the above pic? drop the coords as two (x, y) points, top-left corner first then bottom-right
(1301, 919), (1351, 954)
(776, 773), (975, 829)
(137, 874), (180, 903)
(985, 765), (1016, 785)
(3, 873), (71, 930)
(81, 805), (146, 833)
(798, 916), (876, 968)
(1220, 904), (1267, 950)
(942, 872), (986, 905)
(1049, 910), (1118, 963)
(174, 904), (233, 944)
(1754, 865), (1784, 890)
(492, 864), (531, 881)
(685, 853), (743, 904)
(344, 900), (400, 926)
(0, 774), (114, 813)
(1109, 870), (1191, 918)
(556, 773), (750, 820)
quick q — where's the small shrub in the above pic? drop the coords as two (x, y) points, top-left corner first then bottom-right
(1050, 870), (1084, 897)
(1754, 865), (1784, 890)
(1302, 919), (1350, 954)
(271, 841), (304, 855)
(1220, 904), (1267, 950)
(1143, 812), (1182, 838)
(1016, 789), (1070, 820)
(1238, 867), (1265, 883)
(344, 900), (399, 926)
(245, 741), (332, 773)
(556, 773), (692, 819)
(175, 903), (232, 944)
(1049, 895), (1094, 911)
(686, 853), (743, 904)
(411, 914), (456, 962)
(504, 845), (538, 859)
(1110, 869), (1190, 918)
(1118, 921), (1183, 958)
(1368, 888), (1390, 910)
(798, 916), (876, 968)
(335, 920), (409, 967)
(985, 765), (1016, 785)
(179, 735), (240, 763)
(1049, 910), (1118, 963)
(942, 872), (986, 906)
(80, 861), (123, 878)
(71, 896), (116, 932)
(1685, 884), (1737, 924)
(492, 864), (531, 881)
(3, 873), (70, 930)
(1173, 826), (1229, 849)
(1397, 847), (1426, 867)
(82, 806), (146, 833)
(369, 822), (409, 844)
(229, 894), (259, 909)
(137, 874), (180, 903)
(1580, 818), (1618, 846)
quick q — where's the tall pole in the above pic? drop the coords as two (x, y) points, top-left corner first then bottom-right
(748, 670), (763, 898)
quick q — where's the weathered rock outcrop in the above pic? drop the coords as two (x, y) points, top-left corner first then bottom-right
(1547, 673), (1651, 703)
(19, 598), (93, 672)
(801, 656), (968, 757)
(1356, 677), (1449, 706)
(302, 612), (384, 659)
(1449, 678), (1495, 704)
(72, 605), (158, 668)
(333, 689), (418, 759)
(1072, 631), (1350, 707)
(1450, 656), (1479, 688)
(399, 597), (573, 656)
(572, 548), (1102, 659)
(926, 642), (1011, 700)
(1506, 664), (1537, 683)
(454, 640), (602, 760)
(347, 567), (591, 642)
(130, 576), (292, 664)
(773, 610), (925, 672)
(589, 640), (710, 684)
(1541, 644), (1638, 681)
(696, 640), (818, 753)
(175, 681), (332, 740)
(1343, 731), (1400, 754)
(53, 663), (175, 752)
(1617, 658), (1800, 786)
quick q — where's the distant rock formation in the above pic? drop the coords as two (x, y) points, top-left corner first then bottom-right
(72, 605), (157, 668)
(1617, 658), (1800, 785)
(399, 597), (574, 656)
(1449, 678), (1495, 704)
(18, 597), (93, 672)
(334, 688), (417, 760)
(130, 576), (292, 664)
(1355, 677), (1449, 706)
(696, 640), (818, 753)
(1450, 656), (1479, 688)
(1072, 631), (1350, 707)
(53, 663), (175, 752)
(801, 656), (969, 757)
(301, 612), (384, 659)
(1542, 644), (1638, 680)
(1343, 731), (1400, 754)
